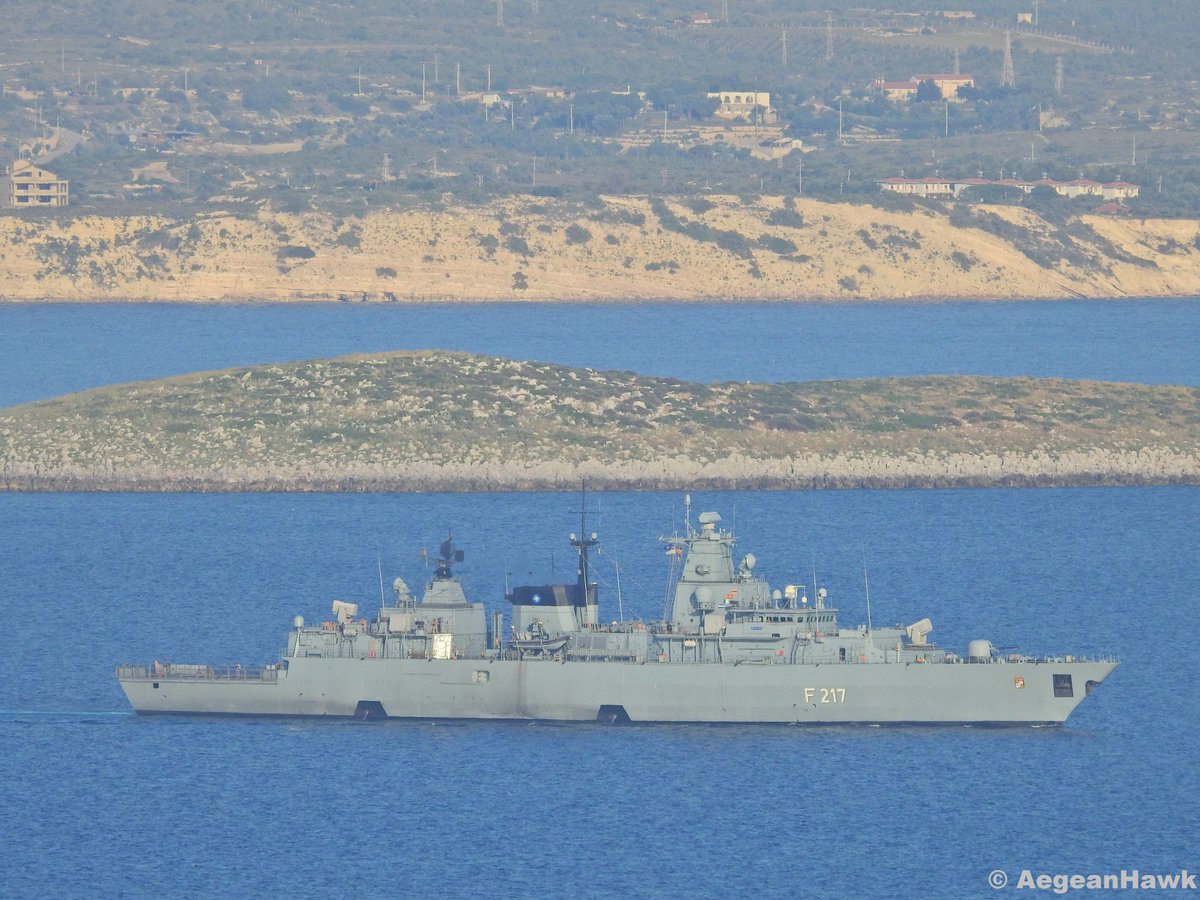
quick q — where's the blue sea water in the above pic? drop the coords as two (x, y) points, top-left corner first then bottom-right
(0, 300), (1198, 898)
(0, 298), (1197, 407)
(0, 489), (1196, 899)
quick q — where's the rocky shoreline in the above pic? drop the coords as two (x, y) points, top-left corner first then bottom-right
(3, 465), (1196, 493)
(2, 352), (1196, 493)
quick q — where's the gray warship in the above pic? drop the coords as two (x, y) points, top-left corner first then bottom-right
(117, 502), (1117, 724)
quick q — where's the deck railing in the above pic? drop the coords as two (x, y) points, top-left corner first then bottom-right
(116, 663), (282, 682)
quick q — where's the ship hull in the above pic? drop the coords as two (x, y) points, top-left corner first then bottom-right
(117, 656), (1117, 725)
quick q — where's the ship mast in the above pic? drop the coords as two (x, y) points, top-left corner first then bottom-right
(569, 483), (598, 611)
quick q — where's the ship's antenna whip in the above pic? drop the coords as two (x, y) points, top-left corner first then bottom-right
(811, 553), (818, 606)
(615, 557), (625, 623)
(377, 553), (386, 607)
(862, 547), (873, 633)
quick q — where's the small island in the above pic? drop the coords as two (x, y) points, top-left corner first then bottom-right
(1, 351), (1196, 491)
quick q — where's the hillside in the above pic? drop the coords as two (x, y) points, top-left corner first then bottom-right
(2, 197), (1199, 302)
(2, 351), (1196, 491)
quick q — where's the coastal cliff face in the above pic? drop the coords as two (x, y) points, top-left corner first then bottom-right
(2, 352), (1197, 491)
(1, 196), (1199, 302)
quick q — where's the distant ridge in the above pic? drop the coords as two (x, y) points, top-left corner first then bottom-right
(1, 351), (1197, 491)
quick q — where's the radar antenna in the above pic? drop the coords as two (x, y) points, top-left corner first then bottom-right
(421, 531), (464, 580)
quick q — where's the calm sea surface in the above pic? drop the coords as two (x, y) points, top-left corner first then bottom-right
(0, 298), (1198, 407)
(0, 300), (1197, 898)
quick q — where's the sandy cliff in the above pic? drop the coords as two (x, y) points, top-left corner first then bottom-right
(1, 196), (1199, 302)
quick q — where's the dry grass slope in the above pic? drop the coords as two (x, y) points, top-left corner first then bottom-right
(2, 196), (1200, 301)
(1, 351), (1197, 491)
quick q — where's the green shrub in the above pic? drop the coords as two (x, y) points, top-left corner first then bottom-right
(564, 223), (592, 244)
(278, 245), (316, 260)
(504, 235), (532, 256)
(767, 208), (805, 229)
(756, 234), (797, 254)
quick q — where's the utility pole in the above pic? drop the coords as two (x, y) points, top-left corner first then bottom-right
(496, 0), (504, 27)
(486, 65), (492, 91)
(356, 67), (363, 96)
(568, 104), (574, 135)
(825, 12), (834, 62)
(421, 63), (426, 103)
(797, 157), (803, 195)
(456, 62), (461, 96)
(1054, 57), (1064, 94)
(780, 28), (788, 69)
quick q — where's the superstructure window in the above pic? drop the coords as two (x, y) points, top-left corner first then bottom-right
(1053, 674), (1074, 698)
